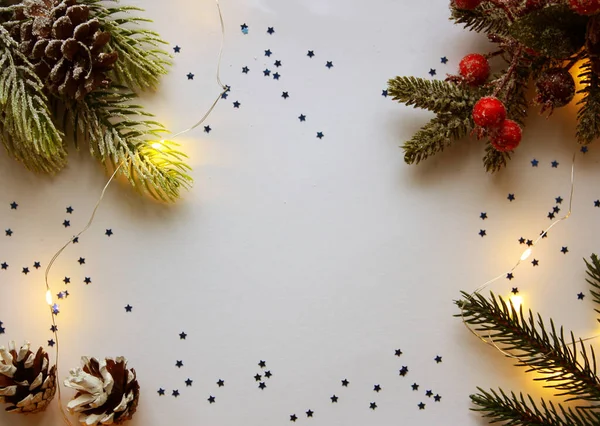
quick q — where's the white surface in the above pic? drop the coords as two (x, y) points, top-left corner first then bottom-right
(1, 0), (600, 425)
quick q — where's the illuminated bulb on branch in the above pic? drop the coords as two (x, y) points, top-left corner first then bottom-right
(510, 295), (523, 311)
(151, 140), (165, 150)
(46, 290), (53, 306)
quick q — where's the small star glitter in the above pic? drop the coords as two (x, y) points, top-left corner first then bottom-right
(326, 61), (333, 69)
(508, 193), (515, 202)
(10, 202), (17, 210)
(179, 332), (187, 340)
(105, 229), (113, 237)
(399, 366), (409, 376)
(307, 50), (315, 58)
(125, 304), (133, 312)
(208, 395), (216, 403)
(370, 402), (377, 410)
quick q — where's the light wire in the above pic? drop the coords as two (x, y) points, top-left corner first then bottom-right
(42, 1), (228, 424)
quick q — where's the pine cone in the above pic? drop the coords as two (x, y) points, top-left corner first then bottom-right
(0, 341), (57, 414)
(11, 0), (118, 100)
(65, 356), (139, 426)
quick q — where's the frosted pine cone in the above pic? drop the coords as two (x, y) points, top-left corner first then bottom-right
(11, 0), (118, 100)
(0, 341), (57, 414)
(65, 356), (139, 426)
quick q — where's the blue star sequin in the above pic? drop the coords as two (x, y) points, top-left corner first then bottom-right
(441, 57), (448, 64)
(172, 390), (180, 397)
(307, 50), (315, 58)
(158, 388), (165, 396)
(298, 114), (306, 122)
(48, 339), (55, 347)
(506, 273), (514, 280)
(561, 247), (569, 254)
(78, 257), (85, 265)
(429, 69), (436, 76)
(176, 360), (184, 368)
(204, 126), (212, 134)
(578, 292), (585, 300)
(326, 61), (334, 69)
(479, 230), (486, 237)
(551, 160), (559, 168)
(33, 262), (40, 269)
(274, 60), (282, 67)
(57, 292), (64, 299)
(63, 276), (70, 284)
(233, 101), (241, 108)
(316, 132), (324, 139)
(5, 229), (12, 237)
(10, 202), (17, 210)
(581, 146), (589, 154)
(179, 332), (187, 340)
(50, 325), (58, 332)
(532, 259), (539, 266)
(63, 220), (70, 228)
(507, 193), (515, 202)
(22, 267), (29, 275)
(186, 73), (194, 80)
(556, 196), (563, 204)
(595, 200), (600, 207)
(52, 304), (60, 315)
(66, 206), (74, 214)
(281, 92), (289, 99)
(84, 277), (92, 285)
(105, 229), (113, 237)
(125, 304), (133, 312)
(382, 89), (388, 97)
(480, 212), (487, 220)
(273, 72), (280, 80)
(531, 159), (539, 167)
(267, 27), (275, 35)
(242, 66), (250, 74)
(265, 49), (272, 57)
(185, 378), (193, 386)
(263, 69), (271, 76)
(173, 46), (181, 53)
(1, 263), (7, 270)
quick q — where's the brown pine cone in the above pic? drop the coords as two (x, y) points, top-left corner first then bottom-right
(65, 356), (139, 425)
(0, 341), (57, 414)
(11, 0), (118, 100)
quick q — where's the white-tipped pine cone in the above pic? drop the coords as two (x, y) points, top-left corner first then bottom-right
(64, 356), (139, 426)
(0, 341), (57, 414)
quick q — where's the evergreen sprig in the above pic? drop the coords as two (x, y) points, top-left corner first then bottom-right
(403, 113), (472, 165)
(471, 388), (600, 425)
(59, 87), (191, 201)
(387, 76), (480, 114)
(576, 60), (600, 145)
(584, 254), (600, 319)
(458, 291), (600, 403)
(460, 255), (600, 425)
(450, 2), (510, 36)
(0, 25), (66, 173)
(82, 0), (172, 91)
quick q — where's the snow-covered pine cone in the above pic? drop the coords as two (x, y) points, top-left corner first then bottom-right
(11, 0), (118, 100)
(65, 356), (139, 426)
(0, 341), (57, 414)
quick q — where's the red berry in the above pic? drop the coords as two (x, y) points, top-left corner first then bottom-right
(453, 0), (482, 10)
(459, 53), (490, 86)
(490, 120), (522, 152)
(569, 0), (600, 15)
(472, 97), (506, 128)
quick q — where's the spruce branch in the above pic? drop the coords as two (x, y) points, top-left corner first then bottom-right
(387, 77), (480, 114)
(584, 254), (600, 319)
(483, 143), (510, 172)
(402, 113), (472, 165)
(82, 0), (171, 91)
(457, 291), (600, 404)
(0, 25), (66, 173)
(60, 87), (191, 201)
(450, 2), (510, 35)
(471, 388), (600, 426)
(576, 60), (600, 145)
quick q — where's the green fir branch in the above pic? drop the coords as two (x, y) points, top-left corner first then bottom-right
(0, 26), (66, 173)
(457, 291), (600, 404)
(402, 113), (472, 165)
(450, 2), (510, 35)
(483, 143), (510, 173)
(82, 0), (171, 91)
(576, 60), (600, 145)
(585, 254), (600, 319)
(59, 87), (191, 201)
(387, 77), (480, 114)
(471, 388), (600, 426)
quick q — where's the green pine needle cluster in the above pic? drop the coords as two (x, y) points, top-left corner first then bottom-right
(0, 1), (189, 201)
(457, 255), (600, 425)
(389, 2), (600, 173)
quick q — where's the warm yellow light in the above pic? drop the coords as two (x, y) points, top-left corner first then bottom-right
(151, 140), (165, 150)
(45, 290), (53, 306)
(520, 248), (532, 261)
(510, 295), (523, 311)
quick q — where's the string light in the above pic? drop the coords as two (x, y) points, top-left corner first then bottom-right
(42, 1), (228, 424)
(461, 150), (599, 361)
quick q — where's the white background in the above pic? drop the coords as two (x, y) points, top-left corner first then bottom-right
(2, 0), (600, 425)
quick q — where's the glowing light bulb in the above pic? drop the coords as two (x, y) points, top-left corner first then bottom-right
(520, 248), (532, 261)
(510, 295), (523, 311)
(46, 290), (53, 306)
(151, 140), (165, 150)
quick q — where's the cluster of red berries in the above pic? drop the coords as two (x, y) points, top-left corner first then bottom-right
(456, 52), (522, 152)
(453, 0), (600, 15)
